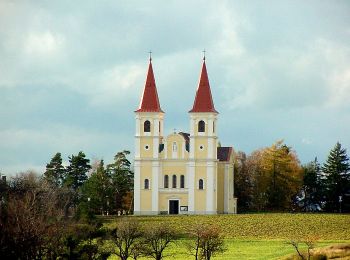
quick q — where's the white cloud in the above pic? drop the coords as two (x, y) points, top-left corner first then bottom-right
(24, 31), (65, 56)
(327, 68), (350, 107)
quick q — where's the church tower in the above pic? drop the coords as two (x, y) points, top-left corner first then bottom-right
(188, 58), (219, 214)
(134, 57), (164, 215)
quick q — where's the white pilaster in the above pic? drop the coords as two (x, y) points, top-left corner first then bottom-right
(134, 161), (141, 213)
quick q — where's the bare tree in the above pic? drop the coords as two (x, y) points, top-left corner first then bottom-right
(111, 218), (143, 260)
(287, 236), (318, 260)
(0, 172), (66, 259)
(142, 222), (178, 260)
(186, 223), (226, 260)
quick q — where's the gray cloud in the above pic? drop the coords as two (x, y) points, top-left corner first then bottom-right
(1, 0), (350, 174)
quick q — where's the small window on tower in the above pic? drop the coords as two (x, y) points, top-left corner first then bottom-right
(198, 120), (205, 132)
(213, 121), (215, 133)
(199, 179), (204, 190)
(144, 179), (149, 189)
(159, 121), (161, 133)
(144, 120), (151, 132)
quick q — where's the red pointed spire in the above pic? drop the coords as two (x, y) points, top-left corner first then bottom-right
(189, 60), (218, 113)
(135, 59), (163, 113)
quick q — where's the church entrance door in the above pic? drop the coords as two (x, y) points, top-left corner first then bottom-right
(169, 200), (179, 214)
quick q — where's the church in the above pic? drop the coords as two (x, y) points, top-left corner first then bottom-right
(133, 56), (237, 215)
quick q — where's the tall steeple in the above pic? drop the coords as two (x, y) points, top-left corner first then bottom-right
(136, 58), (163, 113)
(189, 59), (218, 113)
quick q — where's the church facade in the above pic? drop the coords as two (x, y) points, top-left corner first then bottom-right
(133, 57), (237, 215)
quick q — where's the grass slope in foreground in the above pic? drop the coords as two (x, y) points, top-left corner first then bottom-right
(103, 213), (350, 259)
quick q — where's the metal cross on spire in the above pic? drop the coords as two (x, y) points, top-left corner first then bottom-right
(202, 49), (206, 61)
(149, 50), (152, 61)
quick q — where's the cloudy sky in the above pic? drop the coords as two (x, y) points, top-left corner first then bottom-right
(1, 0), (350, 175)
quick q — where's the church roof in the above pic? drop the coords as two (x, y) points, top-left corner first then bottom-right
(135, 59), (163, 113)
(189, 60), (218, 113)
(217, 147), (233, 162)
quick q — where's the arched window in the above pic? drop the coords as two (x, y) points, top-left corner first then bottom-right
(172, 175), (177, 188)
(144, 179), (149, 189)
(198, 120), (205, 132)
(199, 179), (204, 190)
(213, 121), (215, 133)
(180, 175), (185, 188)
(172, 142), (177, 152)
(164, 175), (169, 188)
(144, 120), (151, 132)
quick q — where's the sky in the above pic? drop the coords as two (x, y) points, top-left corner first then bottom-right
(1, 0), (350, 175)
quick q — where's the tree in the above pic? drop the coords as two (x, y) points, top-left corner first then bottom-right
(299, 158), (323, 211)
(322, 142), (350, 212)
(63, 151), (91, 215)
(0, 172), (66, 259)
(64, 151), (91, 191)
(186, 223), (226, 260)
(110, 219), (143, 260)
(82, 160), (113, 215)
(261, 141), (303, 210)
(142, 223), (178, 260)
(43, 152), (65, 187)
(107, 151), (133, 211)
(234, 151), (254, 212)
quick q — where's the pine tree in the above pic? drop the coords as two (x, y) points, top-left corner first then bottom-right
(302, 157), (323, 211)
(322, 142), (350, 212)
(107, 150), (133, 210)
(44, 152), (65, 187)
(64, 151), (91, 191)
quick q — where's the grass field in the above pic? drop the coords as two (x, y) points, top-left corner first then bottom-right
(102, 213), (350, 259)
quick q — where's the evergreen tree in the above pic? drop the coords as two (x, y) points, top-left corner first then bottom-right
(301, 157), (323, 211)
(107, 150), (133, 211)
(43, 152), (65, 187)
(64, 151), (91, 191)
(322, 142), (350, 212)
(81, 160), (113, 215)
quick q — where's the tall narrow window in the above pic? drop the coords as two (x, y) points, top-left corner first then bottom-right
(164, 175), (169, 188)
(172, 142), (177, 152)
(199, 179), (204, 190)
(144, 179), (149, 189)
(172, 175), (177, 188)
(213, 121), (215, 133)
(180, 175), (185, 188)
(144, 120), (151, 132)
(159, 121), (161, 133)
(198, 120), (205, 132)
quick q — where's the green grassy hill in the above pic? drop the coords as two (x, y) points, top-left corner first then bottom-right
(102, 213), (350, 259)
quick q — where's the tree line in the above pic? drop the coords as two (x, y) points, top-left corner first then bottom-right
(42, 150), (133, 218)
(234, 141), (350, 213)
(0, 172), (224, 259)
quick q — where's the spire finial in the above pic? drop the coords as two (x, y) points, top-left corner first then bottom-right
(202, 49), (206, 61)
(149, 50), (152, 62)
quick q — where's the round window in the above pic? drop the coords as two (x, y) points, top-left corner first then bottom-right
(199, 145), (204, 150)
(145, 145), (149, 150)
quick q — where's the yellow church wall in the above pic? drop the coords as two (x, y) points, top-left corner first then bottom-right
(140, 189), (152, 211)
(140, 162), (152, 211)
(140, 138), (154, 158)
(194, 165), (207, 212)
(193, 137), (208, 159)
(217, 163), (225, 213)
(166, 134), (186, 159)
(159, 193), (188, 213)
